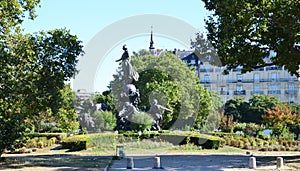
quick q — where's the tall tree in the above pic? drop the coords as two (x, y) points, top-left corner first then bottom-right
(247, 94), (282, 124)
(224, 96), (249, 122)
(202, 0), (300, 75)
(0, 0), (83, 157)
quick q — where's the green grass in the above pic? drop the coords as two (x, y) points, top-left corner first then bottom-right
(0, 155), (110, 170)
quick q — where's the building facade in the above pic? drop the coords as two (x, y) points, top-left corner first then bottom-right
(180, 52), (300, 103)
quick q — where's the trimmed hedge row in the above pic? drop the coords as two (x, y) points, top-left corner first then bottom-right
(61, 133), (117, 151)
(29, 133), (68, 142)
(159, 133), (225, 149)
(60, 131), (225, 151)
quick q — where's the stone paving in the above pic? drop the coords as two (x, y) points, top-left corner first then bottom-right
(108, 154), (294, 171)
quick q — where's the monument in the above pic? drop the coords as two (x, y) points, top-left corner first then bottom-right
(115, 45), (172, 131)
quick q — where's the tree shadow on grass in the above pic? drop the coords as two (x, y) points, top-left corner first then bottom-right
(0, 154), (111, 171)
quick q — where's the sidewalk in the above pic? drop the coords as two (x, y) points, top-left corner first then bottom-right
(108, 154), (295, 171)
(108, 154), (249, 171)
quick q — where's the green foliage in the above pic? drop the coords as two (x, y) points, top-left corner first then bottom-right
(224, 95), (282, 124)
(30, 133), (67, 142)
(202, 0), (300, 76)
(61, 133), (118, 151)
(92, 90), (115, 112)
(159, 132), (225, 149)
(224, 96), (249, 122)
(0, 0), (83, 157)
(131, 112), (155, 132)
(263, 104), (300, 138)
(111, 50), (213, 130)
(219, 115), (234, 133)
(92, 111), (117, 131)
(55, 85), (79, 133)
(61, 135), (89, 151)
(247, 95), (281, 124)
(26, 136), (56, 149)
(201, 92), (222, 132)
(0, 0), (40, 36)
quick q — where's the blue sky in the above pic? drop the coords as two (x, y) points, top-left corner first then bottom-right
(22, 0), (208, 92)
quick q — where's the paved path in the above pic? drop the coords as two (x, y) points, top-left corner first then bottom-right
(108, 154), (269, 171)
(108, 153), (297, 171)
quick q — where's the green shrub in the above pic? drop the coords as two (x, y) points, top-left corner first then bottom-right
(62, 134), (89, 151)
(158, 133), (225, 149)
(30, 133), (67, 142)
(61, 133), (119, 151)
(93, 111), (117, 131)
(131, 112), (154, 132)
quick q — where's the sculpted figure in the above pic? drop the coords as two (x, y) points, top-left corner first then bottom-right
(148, 99), (172, 130)
(116, 45), (139, 84)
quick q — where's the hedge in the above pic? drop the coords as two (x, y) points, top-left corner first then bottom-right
(159, 133), (225, 149)
(61, 132), (117, 151)
(30, 133), (67, 142)
(61, 134), (90, 151)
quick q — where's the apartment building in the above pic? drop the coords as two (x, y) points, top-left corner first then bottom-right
(177, 50), (300, 103)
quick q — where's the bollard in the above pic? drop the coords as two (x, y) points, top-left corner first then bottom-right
(153, 156), (162, 169)
(116, 145), (125, 158)
(277, 157), (284, 170)
(249, 157), (257, 169)
(127, 157), (134, 169)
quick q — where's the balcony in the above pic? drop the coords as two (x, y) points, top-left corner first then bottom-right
(268, 90), (281, 95)
(220, 91), (229, 95)
(251, 91), (264, 95)
(234, 90), (246, 95)
(285, 90), (298, 95)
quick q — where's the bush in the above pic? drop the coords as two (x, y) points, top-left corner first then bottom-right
(30, 133), (67, 142)
(159, 133), (225, 149)
(61, 133), (119, 151)
(93, 111), (117, 131)
(131, 112), (154, 132)
(26, 136), (55, 149)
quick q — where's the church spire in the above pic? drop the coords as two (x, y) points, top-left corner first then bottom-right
(149, 26), (155, 54)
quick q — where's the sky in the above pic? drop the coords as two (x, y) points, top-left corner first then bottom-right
(22, 0), (208, 93)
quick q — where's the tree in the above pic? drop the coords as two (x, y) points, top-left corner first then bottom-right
(224, 96), (249, 122)
(0, 0), (83, 157)
(191, 32), (220, 66)
(247, 94), (282, 124)
(202, 92), (223, 132)
(111, 50), (213, 130)
(0, 0), (40, 36)
(202, 0), (300, 75)
(262, 104), (300, 138)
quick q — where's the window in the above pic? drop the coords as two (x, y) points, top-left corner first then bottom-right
(237, 74), (242, 82)
(254, 73), (260, 83)
(268, 84), (279, 94)
(204, 74), (210, 83)
(235, 85), (245, 95)
(287, 84), (295, 94)
(236, 85), (243, 91)
(271, 72), (277, 82)
(288, 84), (295, 91)
(219, 86), (228, 95)
(254, 85), (260, 93)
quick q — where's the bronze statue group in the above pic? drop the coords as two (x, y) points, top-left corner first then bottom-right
(115, 45), (172, 131)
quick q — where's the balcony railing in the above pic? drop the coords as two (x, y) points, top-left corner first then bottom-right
(285, 90), (298, 95)
(220, 91), (229, 95)
(251, 91), (264, 95)
(234, 90), (246, 95)
(268, 90), (281, 95)
(199, 77), (299, 84)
